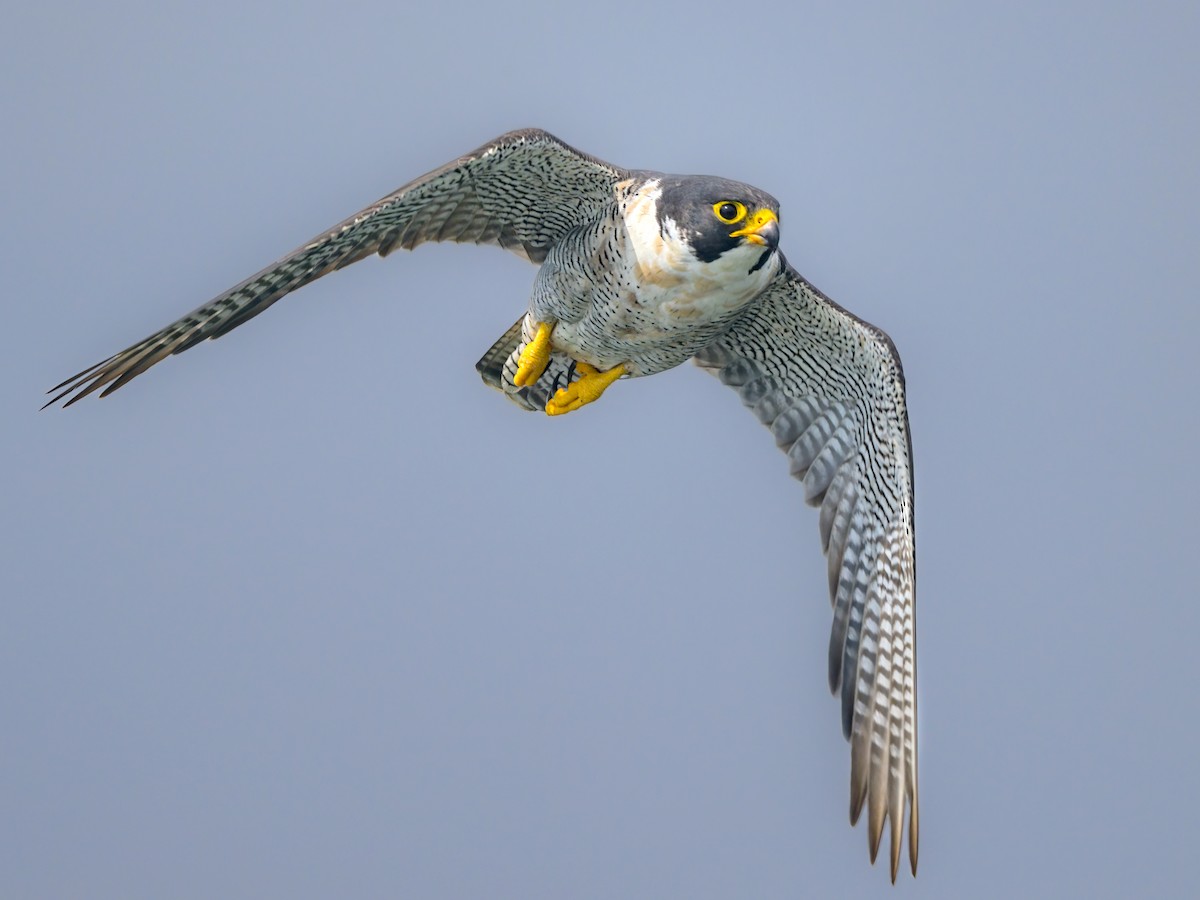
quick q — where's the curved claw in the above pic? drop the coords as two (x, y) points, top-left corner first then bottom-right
(545, 362), (626, 416)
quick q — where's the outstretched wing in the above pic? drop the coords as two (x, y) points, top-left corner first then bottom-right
(46, 128), (629, 407)
(694, 262), (918, 881)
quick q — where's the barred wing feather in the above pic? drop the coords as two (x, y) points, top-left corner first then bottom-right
(694, 262), (918, 881)
(46, 129), (627, 407)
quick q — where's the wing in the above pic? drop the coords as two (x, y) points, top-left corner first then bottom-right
(46, 128), (630, 407)
(694, 262), (918, 881)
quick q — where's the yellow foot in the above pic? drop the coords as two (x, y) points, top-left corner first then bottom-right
(513, 321), (554, 387)
(545, 362), (627, 416)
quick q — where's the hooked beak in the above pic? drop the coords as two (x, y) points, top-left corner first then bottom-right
(730, 209), (779, 249)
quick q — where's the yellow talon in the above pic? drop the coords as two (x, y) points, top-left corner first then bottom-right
(545, 362), (627, 416)
(513, 321), (554, 387)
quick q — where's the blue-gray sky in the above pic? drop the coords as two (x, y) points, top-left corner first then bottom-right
(4, 3), (1198, 897)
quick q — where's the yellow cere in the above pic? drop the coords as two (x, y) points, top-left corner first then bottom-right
(729, 208), (779, 242)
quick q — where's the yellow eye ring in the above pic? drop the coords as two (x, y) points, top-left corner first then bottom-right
(713, 201), (748, 224)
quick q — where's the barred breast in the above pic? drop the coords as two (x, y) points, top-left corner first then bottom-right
(527, 178), (780, 378)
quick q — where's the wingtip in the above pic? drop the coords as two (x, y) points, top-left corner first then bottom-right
(43, 354), (120, 409)
(856, 801), (917, 882)
(42, 377), (99, 409)
(868, 819), (883, 865)
(908, 799), (919, 876)
(889, 817), (902, 883)
(849, 780), (866, 827)
(41, 384), (78, 410)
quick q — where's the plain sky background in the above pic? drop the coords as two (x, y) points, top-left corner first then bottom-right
(4, 2), (1198, 897)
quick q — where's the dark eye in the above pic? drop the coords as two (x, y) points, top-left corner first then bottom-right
(713, 200), (748, 224)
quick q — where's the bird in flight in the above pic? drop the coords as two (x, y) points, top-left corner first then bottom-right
(46, 128), (919, 880)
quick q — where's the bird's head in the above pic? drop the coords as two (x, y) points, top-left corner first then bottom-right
(655, 175), (781, 272)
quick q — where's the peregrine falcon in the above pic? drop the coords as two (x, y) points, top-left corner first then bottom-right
(46, 129), (919, 881)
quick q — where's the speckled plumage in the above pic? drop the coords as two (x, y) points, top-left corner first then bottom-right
(45, 129), (919, 881)
(513, 176), (781, 382)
